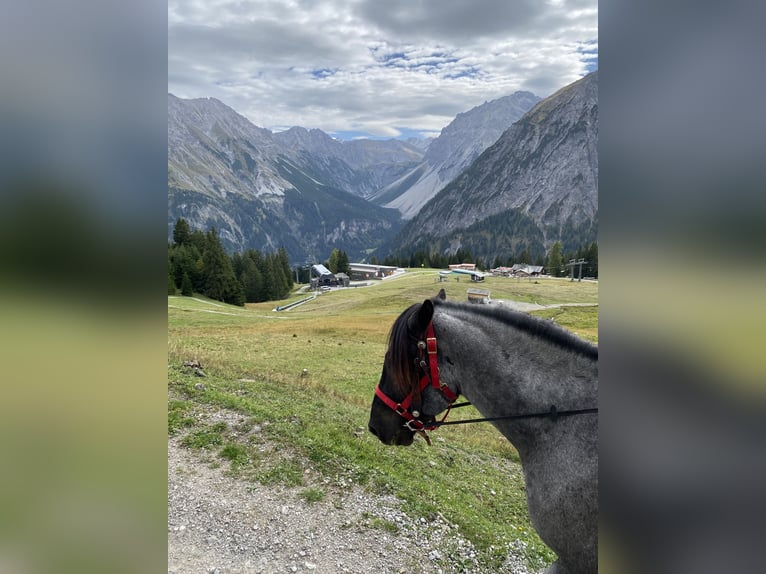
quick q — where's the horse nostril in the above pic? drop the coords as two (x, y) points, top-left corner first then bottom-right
(368, 424), (379, 437)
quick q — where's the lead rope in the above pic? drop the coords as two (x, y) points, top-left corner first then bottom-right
(417, 405), (597, 444)
(432, 405), (598, 427)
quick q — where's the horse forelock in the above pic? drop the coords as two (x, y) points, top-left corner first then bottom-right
(385, 303), (421, 398)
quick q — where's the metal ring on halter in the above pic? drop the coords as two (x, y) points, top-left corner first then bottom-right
(404, 419), (424, 431)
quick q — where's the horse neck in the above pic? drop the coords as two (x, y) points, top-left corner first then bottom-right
(434, 306), (598, 426)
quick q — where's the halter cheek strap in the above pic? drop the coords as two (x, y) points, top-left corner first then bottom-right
(375, 322), (458, 435)
(424, 323), (457, 403)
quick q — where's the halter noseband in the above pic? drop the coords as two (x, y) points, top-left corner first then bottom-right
(375, 322), (458, 442)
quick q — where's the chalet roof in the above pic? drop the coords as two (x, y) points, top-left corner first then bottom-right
(348, 263), (398, 271)
(449, 263), (476, 270)
(312, 264), (333, 277)
(510, 264), (543, 273)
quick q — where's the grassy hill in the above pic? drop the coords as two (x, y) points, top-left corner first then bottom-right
(168, 272), (598, 570)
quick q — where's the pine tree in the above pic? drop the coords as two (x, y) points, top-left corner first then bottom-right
(202, 228), (244, 305)
(231, 251), (245, 279)
(259, 256), (276, 301)
(337, 250), (350, 275)
(546, 241), (564, 277)
(586, 241), (598, 278)
(172, 218), (191, 247)
(189, 229), (207, 253)
(168, 270), (177, 295)
(181, 271), (193, 296)
(277, 247), (293, 289)
(169, 243), (202, 290)
(227, 279), (245, 306)
(270, 253), (290, 298)
(241, 259), (263, 302)
(327, 249), (340, 273)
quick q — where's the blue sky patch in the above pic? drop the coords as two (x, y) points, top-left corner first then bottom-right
(311, 68), (338, 79)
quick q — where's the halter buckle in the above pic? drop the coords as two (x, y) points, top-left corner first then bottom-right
(404, 418), (425, 431)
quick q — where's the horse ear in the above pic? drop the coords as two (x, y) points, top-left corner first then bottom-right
(408, 299), (434, 333)
(437, 288), (446, 300)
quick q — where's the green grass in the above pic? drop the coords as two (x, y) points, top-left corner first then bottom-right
(363, 512), (400, 534)
(220, 443), (249, 466)
(180, 421), (227, 450)
(530, 305), (599, 342)
(168, 270), (597, 570)
(300, 487), (325, 504)
(255, 458), (305, 487)
(167, 399), (195, 435)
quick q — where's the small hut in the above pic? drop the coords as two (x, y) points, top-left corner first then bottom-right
(466, 288), (491, 304)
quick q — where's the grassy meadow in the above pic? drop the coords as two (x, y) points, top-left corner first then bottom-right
(168, 271), (598, 571)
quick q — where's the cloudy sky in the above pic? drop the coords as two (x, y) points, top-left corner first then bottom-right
(168, 0), (597, 140)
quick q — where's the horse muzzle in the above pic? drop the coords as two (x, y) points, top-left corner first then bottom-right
(368, 422), (415, 446)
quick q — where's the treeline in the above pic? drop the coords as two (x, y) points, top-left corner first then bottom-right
(544, 240), (598, 278)
(327, 248), (350, 275)
(373, 241), (598, 278)
(370, 248), (493, 270)
(168, 218), (293, 305)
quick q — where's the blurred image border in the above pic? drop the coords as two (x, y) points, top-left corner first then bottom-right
(1, 1), (764, 573)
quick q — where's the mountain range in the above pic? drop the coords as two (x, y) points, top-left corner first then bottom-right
(168, 71), (597, 265)
(168, 94), (412, 263)
(388, 72), (598, 262)
(370, 91), (541, 219)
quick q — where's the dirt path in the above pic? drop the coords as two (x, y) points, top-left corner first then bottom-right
(168, 432), (538, 574)
(493, 300), (598, 313)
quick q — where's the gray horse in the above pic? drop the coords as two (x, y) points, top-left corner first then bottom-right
(368, 290), (598, 574)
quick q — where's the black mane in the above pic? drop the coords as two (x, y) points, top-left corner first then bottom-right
(432, 298), (598, 360)
(385, 302), (422, 396)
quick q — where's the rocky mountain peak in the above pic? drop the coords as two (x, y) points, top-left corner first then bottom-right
(371, 90), (542, 219)
(388, 72), (598, 259)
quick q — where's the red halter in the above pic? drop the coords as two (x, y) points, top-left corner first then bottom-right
(375, 322), (458, 441)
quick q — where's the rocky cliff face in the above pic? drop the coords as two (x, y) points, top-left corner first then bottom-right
(390, 72), (598, 259)
(371, 91), (541, 219)
(168, 94), (290, 199)
(168, 95), (404, 263)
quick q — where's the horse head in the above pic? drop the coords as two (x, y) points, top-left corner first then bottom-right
(368, 289), (450, 445)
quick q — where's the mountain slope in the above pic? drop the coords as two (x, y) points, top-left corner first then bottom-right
(389, 72), (598, 261)
(272, 127), (423, 198)
(168, 94), (402, 263)
(371, 91), (541, 218)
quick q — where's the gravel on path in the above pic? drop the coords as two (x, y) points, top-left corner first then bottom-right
(168, 437), (538, 574)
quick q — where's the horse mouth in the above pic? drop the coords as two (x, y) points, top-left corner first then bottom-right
(368, 424), (415, 446)
(393, 432), (415, 446)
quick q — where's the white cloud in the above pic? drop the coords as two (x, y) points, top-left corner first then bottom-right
(168, 0), (597, 138)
